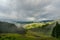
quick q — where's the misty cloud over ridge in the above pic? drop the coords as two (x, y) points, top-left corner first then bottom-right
(0, 0), (60, 21)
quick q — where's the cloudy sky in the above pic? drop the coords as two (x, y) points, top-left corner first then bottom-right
(0, 0), (60, 21)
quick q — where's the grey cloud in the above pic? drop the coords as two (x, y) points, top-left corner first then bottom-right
(0, 0), (60, 21)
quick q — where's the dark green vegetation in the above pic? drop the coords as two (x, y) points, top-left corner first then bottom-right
(52, 22), (60, 38)
(0, 21), (60, 40)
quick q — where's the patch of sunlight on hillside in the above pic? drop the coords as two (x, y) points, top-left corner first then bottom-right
(23, 22), (54, 29)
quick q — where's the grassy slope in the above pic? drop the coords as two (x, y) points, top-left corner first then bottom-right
(0, 33), (58, 40)
(23, 22), (54, 29)
(0, 22), (59, 40)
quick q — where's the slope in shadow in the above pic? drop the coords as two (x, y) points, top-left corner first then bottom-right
(51, 22), (60, 38)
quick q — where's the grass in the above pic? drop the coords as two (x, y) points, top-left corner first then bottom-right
(0, 33), (35, 40)
(23, 22), (54, 29)
(0, 22), (59, 40)
(0, 33), (59, 40)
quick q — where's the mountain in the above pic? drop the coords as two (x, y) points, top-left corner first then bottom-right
(39, 20), (54, 22)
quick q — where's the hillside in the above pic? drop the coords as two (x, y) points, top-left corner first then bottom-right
(0, 21), (60, 40)
(0, 21), (17, 33)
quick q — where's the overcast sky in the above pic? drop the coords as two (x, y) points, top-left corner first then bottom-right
(0, 0), (60, 21)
